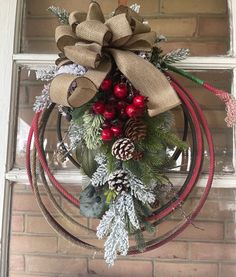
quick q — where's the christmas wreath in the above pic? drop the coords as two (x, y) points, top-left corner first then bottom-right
(26, 2), (236, 266)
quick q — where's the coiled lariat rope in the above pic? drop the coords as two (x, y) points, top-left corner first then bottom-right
(26, 66), (218, 254)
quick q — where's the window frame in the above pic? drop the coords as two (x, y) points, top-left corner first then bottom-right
(1, 0), (236, 275)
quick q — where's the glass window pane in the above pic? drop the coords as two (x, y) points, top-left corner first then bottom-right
(21, 0), (230, 56)
(16, 67), (76, 170)
(170, 69), (234, 174)
(16, 67), (234, 174)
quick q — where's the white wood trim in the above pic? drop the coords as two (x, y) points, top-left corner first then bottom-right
(13, 54), (236, 69)
(5, 169), (236, 189)
(228, 0), (236, 55)
(0, 0), (18, 240)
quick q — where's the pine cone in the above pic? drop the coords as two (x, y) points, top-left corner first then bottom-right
(112, 138), (135, 161)
(108, 170), (130, 194)
(132, 151), (144, 161)
(124, 118), (147, 142)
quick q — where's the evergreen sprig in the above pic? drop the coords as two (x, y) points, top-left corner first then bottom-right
(162, 48), (190, 64)
(82, 111), (105, 150)
(48, 6), (69, 25)
(150, 46), (190, 68)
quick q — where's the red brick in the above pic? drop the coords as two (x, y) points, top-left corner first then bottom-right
(89, 259), (153, 277)
(137, 241), (188, 259)
(191, 242), (236, 260)
(26, 255), (87, 274)
(12, 194), (40, 212)
(221, 263), (236, 277)
(196, 199), (235, 220)
(155, 262), (218, 277)
(198, 17), (229, 37)
(12, 193), (60, 214)
(25, 216), (54, 234)
(9, 272), (54, 277)
(158, 220), (224, 240)
(9, 255), (25, 272)
(26, 0), (117, 16)
(58, 237), (104, 257)
(11, 215), (24, 233)
(10, 235), (57, 254)
(161, 0), (227, 14)
(149, 17), (197, 37)
(225, 222), (236, 240)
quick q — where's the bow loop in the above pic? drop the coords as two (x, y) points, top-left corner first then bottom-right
(86, 1), (105, 23)
(69, 11), (87, 31)
(114, 5), (144, 23)
(55, 25), (78, 52)
(105, 14), (133, 47)
(76, 20), (112, 46)
(64, 42), (102, 69)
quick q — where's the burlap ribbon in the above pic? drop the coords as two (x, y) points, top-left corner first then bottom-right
(50, 2), (180, 116)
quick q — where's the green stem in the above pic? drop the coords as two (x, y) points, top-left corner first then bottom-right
(164, 63), (204, 86)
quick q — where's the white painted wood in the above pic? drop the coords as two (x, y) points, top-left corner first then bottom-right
(5, 169), (236, 188)
(0, 0), (18, 242)
(13, 54), (236, 69)
(228, 0), (236, 56)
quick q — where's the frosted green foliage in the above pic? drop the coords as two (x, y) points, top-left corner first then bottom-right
(48, 6), (69, 25)
(82, 111), (105, 150)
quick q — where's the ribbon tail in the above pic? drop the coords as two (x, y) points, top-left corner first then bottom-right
(50, 59), (112, 108)
(109, 49), (181, 116)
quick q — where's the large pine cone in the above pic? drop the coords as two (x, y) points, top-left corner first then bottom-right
(124, 118), (147, 142)
(108, 170), (130, 194)
(112, 138), (135, 161)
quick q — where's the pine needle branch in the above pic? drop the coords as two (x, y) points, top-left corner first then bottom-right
(82, 111), (104, 150)
(48, 6), (69, 25)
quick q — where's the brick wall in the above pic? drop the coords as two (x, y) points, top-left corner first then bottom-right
(9, 0), (236, 276)
(9, 184), (236, 277)
(23, 0), (229, 56)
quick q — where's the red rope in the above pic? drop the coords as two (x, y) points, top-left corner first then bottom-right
(26, 74), (215, 255)
(147, 77), (203, 221)
(129, 74), (215, 254)
(27, 112), (80, 207)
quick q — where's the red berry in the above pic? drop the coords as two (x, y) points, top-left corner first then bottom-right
(111, 126), (122, 137)
(102, 128), (113, 141)
(108, 95), (117, 104)
(125, 104), (138, 117)
(119, 109), (128, 119)
(103, 106), (116, 120)
(117, 101), (127, 111)
(133, 95), (147, 108)
(102, 121), (111, 129)
(101, 78), (112, 91)
(92, 101), (105, 114)
(114, 83), (128, 99)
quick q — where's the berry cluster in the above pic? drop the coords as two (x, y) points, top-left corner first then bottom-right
(92, 77), (148, 141)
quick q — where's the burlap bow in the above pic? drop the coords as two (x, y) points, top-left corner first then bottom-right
(50, 2), (180, 116)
